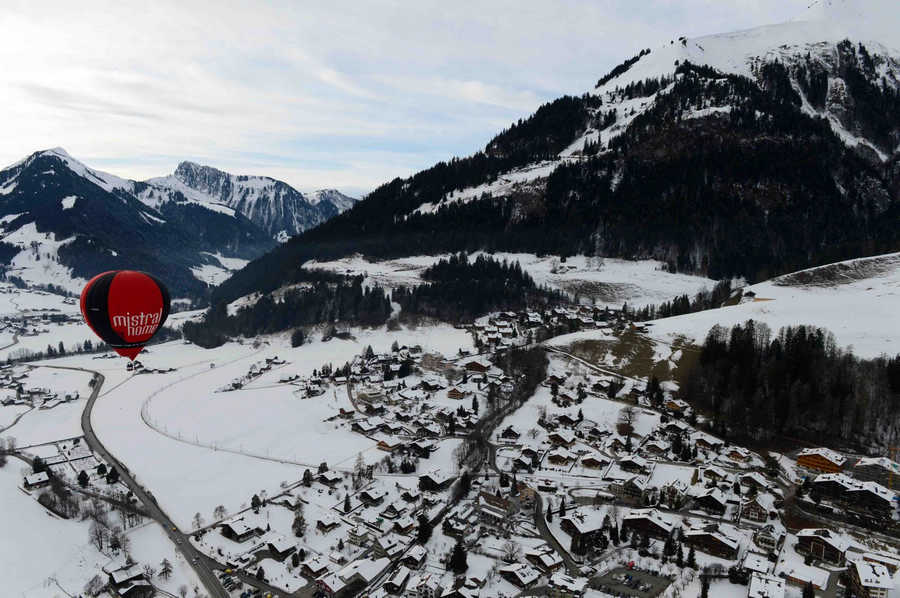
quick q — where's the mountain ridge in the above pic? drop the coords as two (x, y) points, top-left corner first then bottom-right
(0, 148), (356, 297)
(213, 17), (900, 305)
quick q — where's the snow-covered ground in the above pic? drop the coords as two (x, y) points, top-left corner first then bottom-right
(305, 252), (717, 308)
(645, 252), (900, 358)
(42, 322), (473, 529)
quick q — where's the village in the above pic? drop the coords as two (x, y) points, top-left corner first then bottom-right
(0, 303), (898, 598)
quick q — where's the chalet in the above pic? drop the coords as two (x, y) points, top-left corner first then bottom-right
(511, 457), (532, 474)
(742, 494), (778, 523)
(405, 573), (443, 598)
(664, 398), (689, 412)
(548, 430), (576, 447)
(420, 375), (447, 391)
(703, 466), (728, 483)
(560, 511), (606, 554)
(319, 470), (343, 487)
(847, 481), (895, 516)
(852, 457), (900, 486)
(266, 535), (297, 561)
(662, 420), (691, 436)
(317, 514), (340, 532)
(352, 418), (381, 435)
(606, 435), (629, 453)
(547, 572), (589, 598)
(556, 412), (578, 427)
(612, 476), (648, 505)
(500, 425), (521, 440)
(476, 491), (513, 527)
(660, 478), (688, 506)
(754, 523), (786, 553)
(796, 447), (846, 473)
(384, 566), (412, 595)
(547, 447), (576, 466)
(372, 533), (407, 559)
(220, 519), (260, 542)
(684, 525), (740, 559)
(376, 437), (404, 452)
(317, 557), (391, 597)
(23, 471), (50, 490)
(419, 470), (455, 492)
(796, 528), (849, 565)
(848, 559), (893, 598)
(691, 431), (724, 452)
(302, 556), (331, 578)
(811, 472), (857, 500)
(726, 446), (751, 462)
(619, 454), (649, 474)
(693, 487), (727, 516)
(580, 453), (609, 470)
(392, 515), (416, 534)
(348, 524), (373, 546)
(860, 552), (900, 576)
(381, 500), (408, 519)
(419, 423), (443, 438)
(642, 440), (670, 456)
(403, 544), (428, 570)
(463, 358), (491, 373)
(401, 488), (422, 503)
(498, 563), (540, 588)
(107, 564), (153, 598)
(447, 387), (468, 400)
(748, 573), (785, 598)
(525, 545), (564, 573)
(740, 472), (771, 492)
(622, 508), (676, 541)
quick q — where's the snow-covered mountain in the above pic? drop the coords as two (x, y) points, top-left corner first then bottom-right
(0, 149), (357, 297)
(143, 163), (356, 241)
(215, 6), (900, 303)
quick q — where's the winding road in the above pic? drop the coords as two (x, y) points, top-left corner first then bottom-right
(68, 365), (231, 598)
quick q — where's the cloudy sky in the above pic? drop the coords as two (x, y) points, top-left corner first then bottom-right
(0, 0), (853, 196)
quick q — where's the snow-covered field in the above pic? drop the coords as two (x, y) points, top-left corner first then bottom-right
(41, 322), (473, 529)
(645, 252), (900, 358)
(305, 252), (717, 308)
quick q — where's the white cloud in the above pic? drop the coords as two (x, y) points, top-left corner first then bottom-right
(0, 0), (854, 193)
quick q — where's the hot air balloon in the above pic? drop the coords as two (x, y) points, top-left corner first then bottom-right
(80, 270), (171, 360)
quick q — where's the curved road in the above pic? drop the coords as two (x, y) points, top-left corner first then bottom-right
(72, 366), (231, 598)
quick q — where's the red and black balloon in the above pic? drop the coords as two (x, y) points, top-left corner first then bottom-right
(80, 270), (171, 360)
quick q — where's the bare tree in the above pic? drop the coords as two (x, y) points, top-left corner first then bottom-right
(192, 512), (204, 530)
(179, 584), (188, 598)
(213, 505), (227, 520)
(89, 521), (106, 550)
(143, 564), (156, 578)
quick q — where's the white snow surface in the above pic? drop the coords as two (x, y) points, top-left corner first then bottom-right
(305, 252), (717, 308)
(645, 252), (900, 358)
(1, 222), (87, 294)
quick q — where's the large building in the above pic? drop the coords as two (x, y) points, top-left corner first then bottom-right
(848, 559), (894, 598)
(796, 448), (846, 474)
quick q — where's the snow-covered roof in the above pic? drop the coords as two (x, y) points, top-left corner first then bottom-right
(498, 563), (540, 585)
(854, 456), (900, 473)
(549, 572), (589, 593)
(743, 553), (772, 575)
(797, 528), (851, 553)
(24, 472), (49, 485)
(748, 572), (785, 598)
(623, 508), (677, 533)
(850, 559), (893, 589)
(797, 447), (846, 466)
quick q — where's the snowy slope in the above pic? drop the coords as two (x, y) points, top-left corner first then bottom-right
(644, 252), (900, 358)
(144, 162), (356, 240)
(406, 5), (900, 217)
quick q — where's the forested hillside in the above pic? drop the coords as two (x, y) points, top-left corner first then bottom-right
(681, 320), (900, 449)
(215, 39), (900, 305)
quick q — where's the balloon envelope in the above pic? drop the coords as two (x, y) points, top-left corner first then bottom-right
(80, 270), (171, 360)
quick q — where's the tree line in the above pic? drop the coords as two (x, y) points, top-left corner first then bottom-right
(680, 320), (900, 449)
